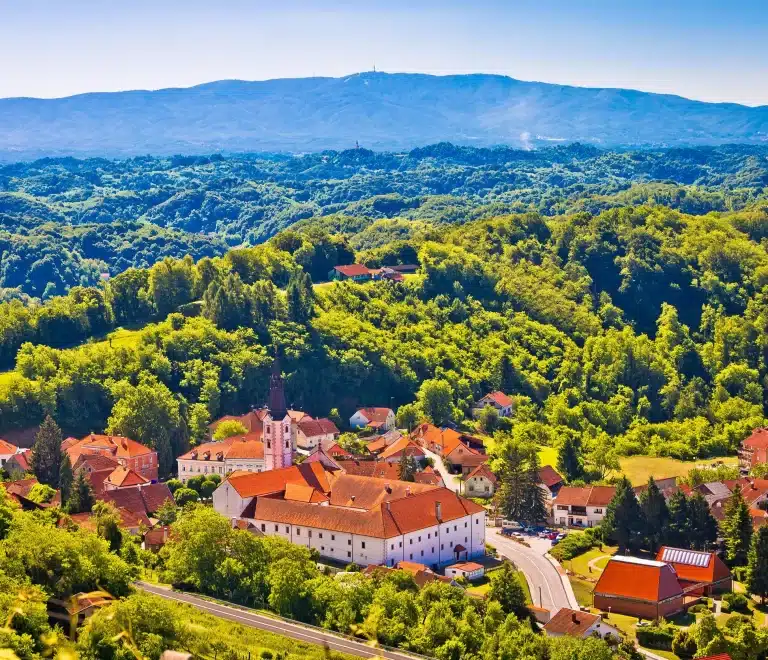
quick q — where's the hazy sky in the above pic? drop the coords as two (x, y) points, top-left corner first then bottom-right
(2, 0), (767, 105)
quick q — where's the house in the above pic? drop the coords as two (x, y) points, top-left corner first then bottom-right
(735, 477), (768, 508)
(319, 438), (352, 459)
(552, 486), (616, 528)
(378, 436), (425, 463)
(463, 463), (497, 498)
(538, 465), (564, 500)
(370, 267), (405, 283)
(214, 463), (486, 569)
(445, 561), (485, 581)
(446, 444), (487, 475)
(656, 547), (732, 595)
(176, 435), (265, 482)
(350, 407), (395, 432)
(103, 466), (150, 491)
(65, 434), (158, 481)
(4, 451), (31, 476)
(593, 556), (684, 619)
(328, 264), (372, 282)
(99, 482), (174, 519)
(415, 465), (444, 487)
(143, 526), (172, 552)
(296, 418), (340, 451)
(543, 608), (619, 640)
(739, 428), (768, 472)
(209, 406), (308, 451)
(363, 562), (456, 588)
(0, 439), (29, 469)
(471, 391), (514, 418)
(337, 460), (442, 486)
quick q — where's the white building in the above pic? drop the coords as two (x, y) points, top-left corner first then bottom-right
(296, 418), (340, 451)
(445, 561), (485, 581)
(350, 407), (395, 432)
(213, 462), (486, 569)
(0, 439), (28, 468)
(176, 435), (265, 483)
(471, 391), (514, 418)
(552, 486), (616, 528)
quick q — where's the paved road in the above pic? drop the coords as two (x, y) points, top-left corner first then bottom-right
(491, 530), (577, 612)
(421, 447), (462, 493)
(136, 582), (425, 660)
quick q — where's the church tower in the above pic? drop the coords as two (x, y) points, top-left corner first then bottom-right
(263, 359), (292, 471)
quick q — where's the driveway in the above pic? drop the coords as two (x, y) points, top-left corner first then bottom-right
(421, 447), (462, 492)
(491, 530), (578, 612)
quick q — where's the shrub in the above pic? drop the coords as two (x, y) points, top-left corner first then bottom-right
(636, 626), (675, 651)
(722, 591), (749, 613)
(732, 565), (749, 583)
(174, 487), (200, 506)
(687, 603), (709, 613)
(671, 629), (697, 658)
(260, 651), (273, 660)
(550, 532), (597, 561)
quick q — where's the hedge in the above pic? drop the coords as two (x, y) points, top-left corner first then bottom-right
(636, 626), (675, 650)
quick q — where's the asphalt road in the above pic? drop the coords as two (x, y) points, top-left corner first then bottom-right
(490, 530), (577, 612)
(421, 447), (461, 493)
(136, 582), (426, 660)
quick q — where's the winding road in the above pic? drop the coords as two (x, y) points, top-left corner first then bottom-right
(490, 530), (578, 612)
(136, 582), (425, 660)
(421, 447), (462, 493)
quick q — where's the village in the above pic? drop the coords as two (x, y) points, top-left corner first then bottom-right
(2, 355), (768, 659)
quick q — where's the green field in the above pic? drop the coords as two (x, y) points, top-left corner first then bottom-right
(89, 326), (144, 350)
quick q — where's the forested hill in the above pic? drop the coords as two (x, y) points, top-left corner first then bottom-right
(1, 144), (767, 299)
(2, 72), (768, 157)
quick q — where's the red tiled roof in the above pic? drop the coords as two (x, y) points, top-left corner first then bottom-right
(61, 437), (79, 451)
(656, 547), (731, 585)
(320, 439), (352, 458)
(326, 473), (436, 509)
(379, 437), (425, 461)
(479, 391), (513, 408)
(100, 483), (173, 516)
(414, 471), (443, 486)
(696, 655), (732, 660)
(105, 466), (150, 488)
(68, 434), (155, 462)
(595, 556), (683, 603)
(464, 463), (497, 484)
(2, 477), (38, 499)
(0, 439), (20, 454)
(284, 482), (329, 504)
(555, 485), (616, 507)
(74, 454), (120, 473)
(538, 465), (563, 488)
(143, 526), (171, 547)
(338, 460), (401, 480)
(179, 435), (263, 461)
(366, 436), (389, 453)
(298, 418), (340, 438)
(87, 468), (115, 497)
(444, 444), (486, 467)
(226, 462), (331, 499)
(6, 452), (30, 472)
(544, 608), (600, 637)
(334, 264), (371, 277)
(448, 561), (484, 572)
(743, 428), (768, 450)
(357, 407), (393, 425)
(736, 478), (768, 505)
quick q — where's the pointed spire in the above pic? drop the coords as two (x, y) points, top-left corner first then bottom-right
(268, 356), (287, 419)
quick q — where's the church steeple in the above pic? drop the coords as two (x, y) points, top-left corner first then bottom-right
(268, 357), (287, 419)
(263, 355), (292, 471)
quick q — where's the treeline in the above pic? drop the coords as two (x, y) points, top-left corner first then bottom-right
(2, 144), (767, 297)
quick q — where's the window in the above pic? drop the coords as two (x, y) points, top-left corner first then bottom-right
(465, 537), (467, 542)
(285, 526), (289, 533)
(418, 536), (421, 542)
(308, 531), (312, 538)
(445, 527), (449, 533)
(475, 519), (479, 524)
(261, 524), (265, 532)
(464, 522), (467, 528)
(319, 533), (323, 539)
(399, 541), (402, 548)
(450, 541), (453, 548)
(321, 546), (324, 552)
(441, 544), (444, 550)
(361, 542), (366, 549)
(348, 539), (352, 546)
(454, 525), (457, 531)
(391, 544), (394, 550)
(409, 539), (413, 545)
(274, 525), (278, 532)
(347, 552), (351, 558)
(428, 533), (431, 539)
(432, 547), (434, 553)
(410, 553), (413, 560)
(594, 508), (603, 514)
(296, 529), (300, 536)
(331, 535), (335, 541)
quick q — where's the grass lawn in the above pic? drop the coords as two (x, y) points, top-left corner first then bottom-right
(569, 576), (594, 608)
(537, 445), (558, 469)
(566, 546), (617, 578)
(89, 326), (145, 350)
(616, 455), (737, 486)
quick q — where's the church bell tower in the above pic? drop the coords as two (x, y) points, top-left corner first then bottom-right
(264, 358), (292, 471)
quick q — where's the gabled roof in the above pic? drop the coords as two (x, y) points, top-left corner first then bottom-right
(538, 465), (564, 488)
(379, 437), (425, 461)
(736, 478), (768, 505)
(105, 466), (149, 488)
(100, 483), (173, 516)
(448, 561), (484, 572)
(698, 482), (732, 499)
(366, 436), (389, 453)
(298, 417), (340, 438)
(464, 463), (497, 484)
(657, 546), (731, 585)
(320, 439), (352, 458)
(2, 477), (38, 499)
(284, 482), (329, 504)
(478, 391), (513, 408)
(544, 608), (600, 638)
(68, 434), (155, 461)
(337, 460), (401, 480)
(303, 445), (344, 472)
(742, 428), (768, 450)
(555, 485), (616, 507)
(6, 452), (30, 472)
(355, 407), (394, 424)
(0, 439), (20, 455)
(334, 264), (371, 277)
(326, 473), (435, 509)
(225, 462), (331, 499)
(595, 556), (683, 603)
(74, 454), (120, 473)
(178, 435), (264, 461)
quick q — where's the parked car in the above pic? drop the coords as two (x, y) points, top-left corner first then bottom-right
(556, 533), (567, 541)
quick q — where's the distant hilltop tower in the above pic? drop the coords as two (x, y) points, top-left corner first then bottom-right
(263, 358), (292, 471)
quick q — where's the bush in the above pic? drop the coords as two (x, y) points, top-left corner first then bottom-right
(687, 603), (709, 613)
(174, 487), (200, 506)
(636, 626), (674, 651)
(671, 629), (697, 658)
(732, 565), (749, 583)
(260, 651), (273, 660)
(722, 591), (749, 613)
(550, 531), (597, 561)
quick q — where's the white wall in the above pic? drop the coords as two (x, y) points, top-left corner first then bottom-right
(212, 482), (251, 519)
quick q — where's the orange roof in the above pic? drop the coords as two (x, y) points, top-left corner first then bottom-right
(338, 460), (401, 480)
(226, 462), (331, 498)
(366, 436), (389, 453)
(479, 391), (513, 408)
(284, 482), (329, 504)
(595, 556), (683, 603)
(105, 466), (149, 488)
(0, 439), (20, 455)
(736, 478), (768, 505)
(544, 608), (600, 637)
(397, 560), (429, 574)
(555, 485), (616, 507)
(357, 407), (393, 425)
(68, 434), (155, 461)
(538, 465), (564, 488)
(743, 428), (768, 450)
(656, 547), (731, 585)
(2, 477), (38, 499)
(464, 463), (497, 484)
(320, 439), (352, 458)
(298, 418), (340, 438)
(448, 561), (484, 571)
(379, 437), (425, 461)
(179, 435), (263, 461)
(334, 264), (371, 277)
(326, 473), (435, 509)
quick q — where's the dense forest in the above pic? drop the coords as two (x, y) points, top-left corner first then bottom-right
(1, 144), (767, 298)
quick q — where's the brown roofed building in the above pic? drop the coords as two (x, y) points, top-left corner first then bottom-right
(379, 437), (426, 463)
(176, 435), (265, 483)
(296, 417), (340, 451)
(543, 608), (619, 640)
(463, 463), (497, 498)
(350, 407), (395, 432)
(594, 556), (684, 619)
(66, 434), (158, 481)
(472, 391), (514, 418)
(100, 482), (174, 518)
(739, 428), (768, 472)
(553, 486), (616, 528)
(538, 465), (564, 498)
(328, 264), (372, 281)
(104, 466), (150, 490)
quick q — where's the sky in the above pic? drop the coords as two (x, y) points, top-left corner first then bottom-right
(1, 0), (767, 106)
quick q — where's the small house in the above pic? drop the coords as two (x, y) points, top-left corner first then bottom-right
(543, 608), (619, 640)
(445, 561), (485, 581)
(463, 463), (497, 498)
(328, 264), (372, 282)
(350, 407), (395, 432)
(471, 391), (514, 418)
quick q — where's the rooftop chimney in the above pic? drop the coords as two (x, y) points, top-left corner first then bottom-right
(571, 612), (579, 624)
(435, 501), (442, 521)
(385, 501), (391, 511)
(406, 487), (411, 497)
(351, 495), (356, 503)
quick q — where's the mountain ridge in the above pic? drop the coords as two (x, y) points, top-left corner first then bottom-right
(1, 71), (767, 158)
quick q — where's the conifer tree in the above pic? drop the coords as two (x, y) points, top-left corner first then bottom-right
(59, 452), (74, 503)
(640, 477), (669, 553)
(67, 469), (94, 514)
(398, 450), (417, 482)
(747, 526), (768, 604)
(557, 435), (583, 483)
(664, 490), (691, 547)
(30, 415), (62, 487)
(688, 493), (719, 550)
(600, 476), (644, 553)
(723, 489), (753, 566)
(522, 449), (548, 523)
(286, 271), (314, 324)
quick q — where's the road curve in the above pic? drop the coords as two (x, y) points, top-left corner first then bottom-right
(136, 581), (426, 660)
(490, 530), (577, 612)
